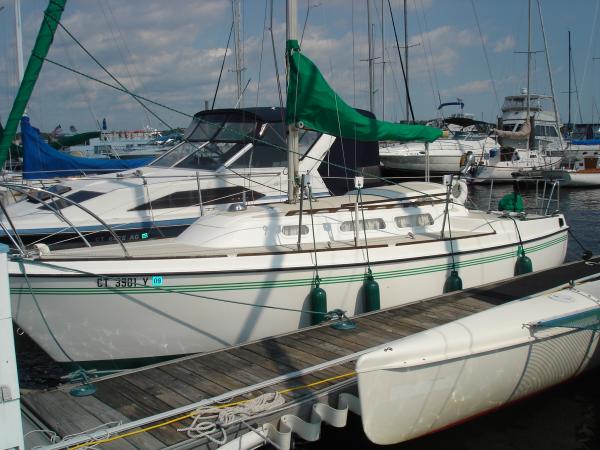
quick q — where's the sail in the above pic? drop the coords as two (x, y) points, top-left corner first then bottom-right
(0, 0), (68, 166)
(21, 117), (151, 179)
(285, 39), (442, 143)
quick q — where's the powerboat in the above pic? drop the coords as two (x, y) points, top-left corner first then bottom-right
(0, 107), (378, 250)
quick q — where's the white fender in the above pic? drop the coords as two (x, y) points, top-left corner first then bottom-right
(451, 178), (468, 205)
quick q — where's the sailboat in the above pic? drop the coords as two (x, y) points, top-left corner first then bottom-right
(8, 4), (568, 365)
(357, 272), (600, 445)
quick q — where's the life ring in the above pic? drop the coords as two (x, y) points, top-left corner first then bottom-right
(451, 178), (468, 205)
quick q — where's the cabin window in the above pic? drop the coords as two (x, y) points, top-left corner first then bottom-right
(129, 187), (265, 210)
(28, 184), (72, 203)
(37, 190), (103, 211)
(394, 213), (434, 228)
(229, 123), (288, 168)
(340, 218), (386, 232)
(282, 225), (309, 236)
(298, 130), (321, 156)
(175, 142), (244, 170)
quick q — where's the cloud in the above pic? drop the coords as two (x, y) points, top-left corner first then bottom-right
(441, 79), (493, 96)
(494, 35), (515, 53)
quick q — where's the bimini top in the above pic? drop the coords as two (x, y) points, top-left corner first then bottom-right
(184, 107), (285, 142)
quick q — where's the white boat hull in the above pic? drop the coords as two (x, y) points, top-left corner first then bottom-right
(379, 139), (491, 174)
(9, 220), (567, 363)
(543, 169), (600, 187)
(380, 153), (464, 174)
(357, 278), (600, 445)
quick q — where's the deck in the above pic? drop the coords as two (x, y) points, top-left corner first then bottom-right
(21, 257), (600, 449)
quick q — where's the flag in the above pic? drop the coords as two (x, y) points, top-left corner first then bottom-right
(102, 118), (107, 130)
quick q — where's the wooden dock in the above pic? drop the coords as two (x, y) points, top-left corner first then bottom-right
(21, 258), (600, 450)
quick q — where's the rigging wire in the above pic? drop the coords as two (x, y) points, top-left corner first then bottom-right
(571, 49), (584, 124)
(212, 21), (234, 110)
(41, 11), (174, 131)
(38, 56), (192, 118)
(269, 0), (284, 110)
(56, 32), (100, 131)
(387, 0), (414, 122)
(101, 0), (152, 129)
(578, 0), (600, 119)
(255, 2), (269, 108)
(411, 0), (440, 114)
(470, 0), (500, 113)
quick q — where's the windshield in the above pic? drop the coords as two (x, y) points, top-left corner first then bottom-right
(149, 141), (245, 170)
(150, 114), (321, 171)
(150, 115), (257, 170)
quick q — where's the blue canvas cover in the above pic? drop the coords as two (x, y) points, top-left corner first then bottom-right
(571, 139), (600, 146)
(21, 116), (151, 179)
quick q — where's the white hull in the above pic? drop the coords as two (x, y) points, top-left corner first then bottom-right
(379, 139), (491, 174)
(380, 153), (464, 174)
(10, 219), (567, 363)
(471, 156), (562, 183)
(543, 169), (600, 187)
(357, 278), (600, 445)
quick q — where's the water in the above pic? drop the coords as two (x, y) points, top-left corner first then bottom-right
(14, 183), (600, 448)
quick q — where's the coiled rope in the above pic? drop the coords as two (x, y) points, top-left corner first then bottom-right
(178, 392), (285, 444)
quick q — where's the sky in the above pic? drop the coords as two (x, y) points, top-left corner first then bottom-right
(0, 0), (599, 133)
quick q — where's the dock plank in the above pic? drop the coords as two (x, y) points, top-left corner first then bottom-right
(23, 390), (136, 450)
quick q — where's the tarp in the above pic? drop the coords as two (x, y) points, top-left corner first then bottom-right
(21, 117), (151, 179)
(571, 139), (600, 146)
(285, 39), (442, 143)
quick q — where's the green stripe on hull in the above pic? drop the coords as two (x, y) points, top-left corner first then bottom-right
(11, 234), (567, 295)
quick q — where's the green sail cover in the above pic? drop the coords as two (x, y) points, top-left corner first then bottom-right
(286, 39), (442, 142)
(0, 0), (67, 166)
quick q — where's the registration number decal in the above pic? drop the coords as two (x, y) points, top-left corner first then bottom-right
(96, 276), (163, 288)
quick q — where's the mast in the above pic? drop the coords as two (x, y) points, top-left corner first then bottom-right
(367, 0), (375, 113)
(232, 0), (244, 108)
(381, 0), (385, 120)
(568, 30), (572, 131)
(287, 0), (299, 203)
(404, 0), (409, 122)
(526, 0), (531, 142)
(14, 0), (24, 82)
(536, 0), (564, 150)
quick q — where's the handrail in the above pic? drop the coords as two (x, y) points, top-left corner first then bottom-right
(0, 182), (130, 258)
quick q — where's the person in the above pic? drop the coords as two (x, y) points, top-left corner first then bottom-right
(498, 180), (524, 212)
